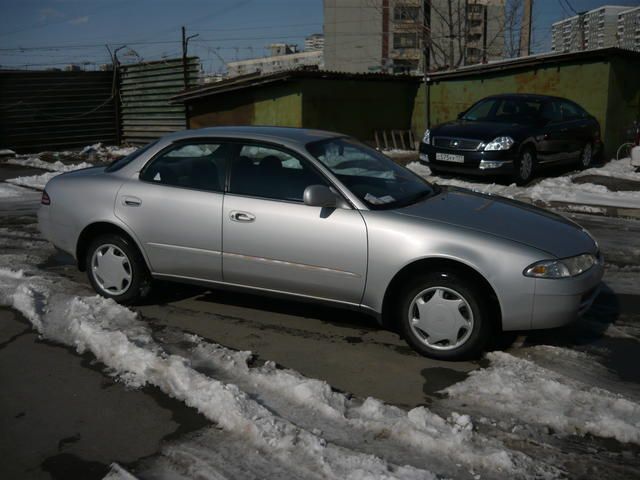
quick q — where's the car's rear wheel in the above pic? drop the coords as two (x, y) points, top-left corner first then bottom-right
(513, 147), (535, 185)
(86, 233), (150, 304)
(397, 271), (492, 360)
(579, 142), (593, 169)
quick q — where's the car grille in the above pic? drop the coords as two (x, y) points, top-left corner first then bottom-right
(433, 137), (483, 151)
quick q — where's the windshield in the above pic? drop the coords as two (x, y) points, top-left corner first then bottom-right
(306, 137), (436, 209)
(462, 97), (544, 124)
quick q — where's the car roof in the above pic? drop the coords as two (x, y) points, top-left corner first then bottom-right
(160, 126), (344, 147)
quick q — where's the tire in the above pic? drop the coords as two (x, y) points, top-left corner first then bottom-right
(513, 147), (535, 186)
(85, 233), (151, 304)
(396, 271), (492, 360)
(579, 142), (593, 169)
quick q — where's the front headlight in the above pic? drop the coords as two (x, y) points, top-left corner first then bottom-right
(484, 136), (514, 151)
(524, 253), (596, 279)
(422, 129), (431, 145)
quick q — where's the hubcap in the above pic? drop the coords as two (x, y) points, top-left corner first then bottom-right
(582, 144), (592, 167)
(91, 244), (132, 296)
(408, 286), (474, 351)
(520, 152), (533, 179)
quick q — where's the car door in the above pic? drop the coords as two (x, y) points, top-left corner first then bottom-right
(537, 100), (568, 164)
(222, 143), (368, 304)
(558, 100), (586, 161)
(114, 140), (231, 282)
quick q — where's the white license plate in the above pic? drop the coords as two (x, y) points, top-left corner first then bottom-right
(436, 152), (465, 163)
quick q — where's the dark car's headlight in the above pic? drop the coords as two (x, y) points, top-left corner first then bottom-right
(483, 136), (514, 151)
(524, 253), (597, 279)
(422, 129), (431, 145)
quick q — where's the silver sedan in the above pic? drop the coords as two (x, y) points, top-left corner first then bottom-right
(38, 127), (604, 360)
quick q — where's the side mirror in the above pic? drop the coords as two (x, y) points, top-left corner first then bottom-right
(303, 185), (340, 208)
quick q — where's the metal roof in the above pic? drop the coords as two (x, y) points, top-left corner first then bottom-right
(171, 47), (640, 103)
(159, 125), (344, 145)
(171, 68), (419, 103)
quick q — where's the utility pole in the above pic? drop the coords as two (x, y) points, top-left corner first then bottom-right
(181, 26), (199, 90)
(519, 0), (533, 57)
(423, 1), (431, 132)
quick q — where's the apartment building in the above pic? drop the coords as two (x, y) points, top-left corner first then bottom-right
(617, 6), (640, 51)
(324, 0), (505, 74)
(304, 33), (325, 52)
(551, 5), (630, 53)
(226, 46), (323, 78)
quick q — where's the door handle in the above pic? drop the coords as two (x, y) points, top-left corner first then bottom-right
(230, 210), (255, 222)
(122, 196), (142, 207)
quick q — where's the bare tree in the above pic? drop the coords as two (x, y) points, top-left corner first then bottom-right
(365, 0), (525, 72)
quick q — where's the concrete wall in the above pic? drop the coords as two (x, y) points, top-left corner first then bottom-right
(412, 59), (622, 157)
(324, 0), (384, 73)
(301, 78), (419, 141)
(187, 83), (303, 129)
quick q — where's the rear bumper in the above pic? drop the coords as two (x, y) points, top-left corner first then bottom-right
(529, 260), (605, 329)
(419, 142), (516, 176)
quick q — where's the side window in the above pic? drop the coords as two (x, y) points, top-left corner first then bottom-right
(541, 101), (562, 123)
(140, 142), (229, 192)
(559, 101), (582, 122)
(229, 145), (329, 202)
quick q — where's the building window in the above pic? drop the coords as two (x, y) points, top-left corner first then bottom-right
(468, 4), (484, 14)
(393, 5), (420, 21)
(393, 33), (418, 49)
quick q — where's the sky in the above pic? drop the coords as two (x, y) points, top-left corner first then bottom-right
(1, 0), (639, 73)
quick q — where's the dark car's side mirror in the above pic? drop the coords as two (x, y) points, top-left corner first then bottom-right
(303, 185), (342, 208)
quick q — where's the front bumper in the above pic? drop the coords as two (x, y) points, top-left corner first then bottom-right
(419, 142), (516, 176)
(529, 258), (605, 329)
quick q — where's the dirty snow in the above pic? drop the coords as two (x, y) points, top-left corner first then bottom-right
(0, 183), (39, 198)
(407, 157), (640, 209)
(444, 351), (640, 445)
(0, 227), (557, 480)
(6, 157), (93, 172)
(5, 163), (93, 190)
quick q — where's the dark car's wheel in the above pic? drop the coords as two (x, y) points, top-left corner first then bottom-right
(397, 271), (492, 360)
(579, 142), (593, 169)
(513, 147), (535, 185)
(85, 233), (150, 304)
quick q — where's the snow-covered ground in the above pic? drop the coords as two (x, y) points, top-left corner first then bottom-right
(408, 157), (640, 209)
(0, 223), (561, 480)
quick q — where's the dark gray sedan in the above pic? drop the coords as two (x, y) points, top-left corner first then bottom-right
(419, 94), (602, 184)
(38, 127), (603, 360)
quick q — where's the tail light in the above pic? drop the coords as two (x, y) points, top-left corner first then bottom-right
(41, 190), (51, 205)
(635, 126), (640, 146)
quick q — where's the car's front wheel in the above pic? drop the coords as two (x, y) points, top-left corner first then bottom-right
(397, 271), (492, 360)
(85, 233), (150, 304)
(513, 147), (535, 185)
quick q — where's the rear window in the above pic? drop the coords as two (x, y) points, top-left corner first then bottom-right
(105, 141), (158, 172)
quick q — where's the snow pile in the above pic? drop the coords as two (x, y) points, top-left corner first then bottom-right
(407, 158), (640, 209)
(444, 351), (640, 445)
(81, 142), (137, 158)
(6, 157), (93, 173)
(577, 156), (640, 183)
(0, 183), (39, 199)
(5, 162), (92, 190)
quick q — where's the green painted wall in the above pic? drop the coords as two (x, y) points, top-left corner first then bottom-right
(188, 82), (302, 129)
(301, 78), (419, 142)
(412, 60), (619, 157)
(605, 57), (640, 157)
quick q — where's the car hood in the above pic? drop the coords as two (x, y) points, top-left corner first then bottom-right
(432, 120), (530, 141)
(394, 187), (596, 258)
